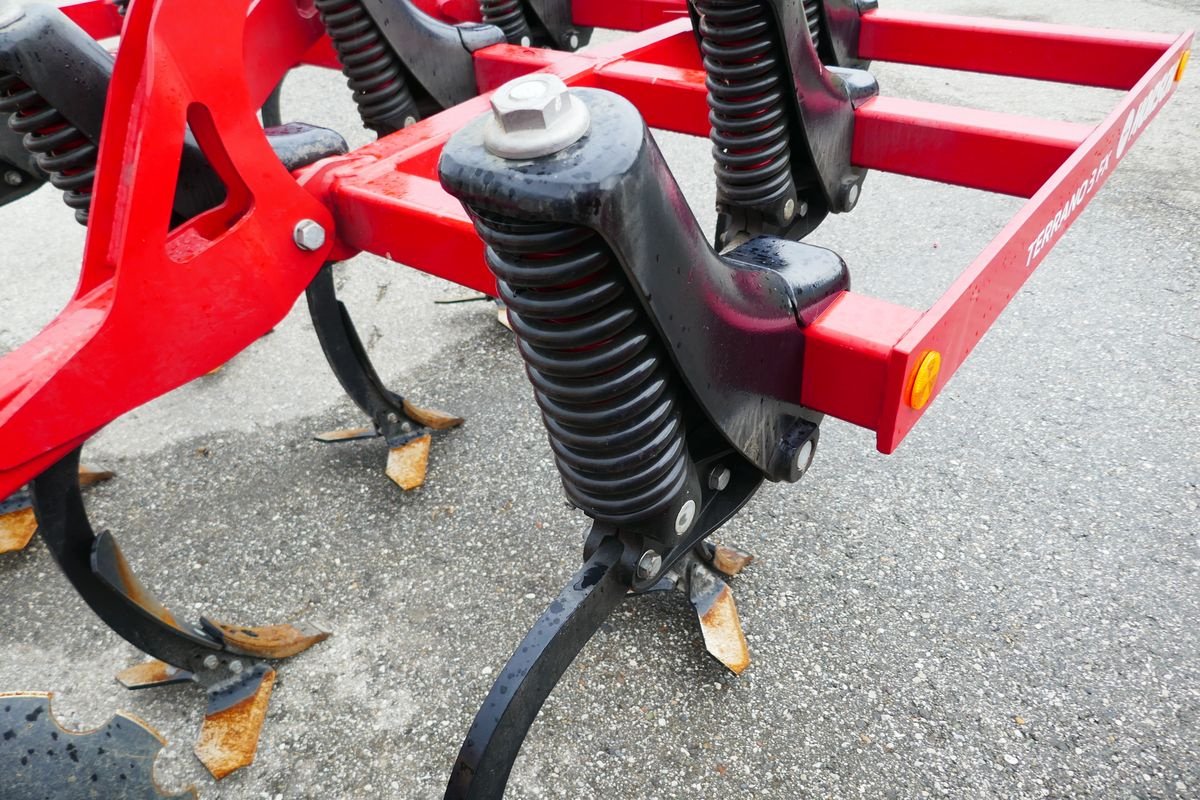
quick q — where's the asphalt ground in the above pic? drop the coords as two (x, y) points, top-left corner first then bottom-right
(1, 0), (1198, 798)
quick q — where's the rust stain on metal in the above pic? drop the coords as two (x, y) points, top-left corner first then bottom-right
(0, 507), (38, 553)
(698, 584), (751, 675)
(194, 669), (275, 780)
(387, 433), (432, 490)
(203, 619), (331, 659)
(401, 399), (464, 430)
(106, 536), (181, 628)
(313, 425), (376, 442)
(77, 465), (115, 487)
(712, 544), (754, 577)
(116, 659), (186, 689)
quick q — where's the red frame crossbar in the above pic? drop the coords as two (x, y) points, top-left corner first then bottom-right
(0, 1), (1190, 501)
(302, 14), (1192, 453)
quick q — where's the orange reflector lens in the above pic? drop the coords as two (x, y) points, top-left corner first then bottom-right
(1178, 51), (1191, 82)
(908, 350), (942, 410)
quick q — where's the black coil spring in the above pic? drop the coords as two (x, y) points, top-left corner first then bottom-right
(803, 0), (822, 50)
(479, 0), (532, 45)
(694, 0), (795, 215)
(313, 0), (418, 135)
(471, 210), (690, 524)
(0, 73), (97, 225)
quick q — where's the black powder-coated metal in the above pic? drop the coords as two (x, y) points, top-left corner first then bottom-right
(688, 0), (876, 247)
(444, 534), (631, 800)
(439, 88), (845, 484)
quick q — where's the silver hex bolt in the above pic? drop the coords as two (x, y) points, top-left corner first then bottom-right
(636, 550), (662, 580)
(228, 659), (244, 674)
(708, 465), (732, 492)
(293, 219), (327, 251)
(3, 170), (23, 187)
(202, 654), (220, 670)
(484, 73), (591, 160)
(675, 499), (697, 534)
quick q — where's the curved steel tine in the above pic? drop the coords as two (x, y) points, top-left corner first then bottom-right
(305, 264), (462, 489)
(30, 448), (225, 669)
(29, 447), (328, 779)
(306, 263), (400, 431)
(445, 535), (630, 800)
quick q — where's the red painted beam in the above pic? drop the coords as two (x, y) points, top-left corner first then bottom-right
(852, 97), (1093, 198)
(860, 10), (1176, 90)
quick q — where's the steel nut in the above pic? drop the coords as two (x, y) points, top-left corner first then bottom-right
(491, 74), (572, 133)
(484, 74), (591, 159)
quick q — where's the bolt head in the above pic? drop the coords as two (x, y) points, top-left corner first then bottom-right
(636, 550), (662, 579)
(293, 219), (326, 251)
(782, 198), (796, 221)
(3, 170), (23, 187)
(490, 74), (572, 135)
(707, 466), (731, 492)
(674, 499), (697, 534)
(567, 32), (580, 50)
(202, 654), (220, 670)
(228, 659), (244, 674)
(485, 74), (590, 159)
(843, 181), (861, 211)
(794, 440), (815, 476)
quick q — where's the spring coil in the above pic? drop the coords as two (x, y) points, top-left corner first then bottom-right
(0, 73), (97, 225)
(470, 209), (690, 524)
(479, 0), (533, 45)
(693, 0), (795, 216)
(313, 0), (419, 135)
(803, 0), (822, 50)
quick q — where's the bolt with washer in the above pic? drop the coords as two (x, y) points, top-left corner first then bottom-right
(636, 550), (662, 579)
(484, 73), (591, 160)
(293, 219), (327, 251)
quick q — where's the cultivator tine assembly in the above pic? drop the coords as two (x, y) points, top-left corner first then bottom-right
(438, 71), (850, 793)
(308, 264), (463, 490)
(0, 692), (197, 799)
(0, 0), (345, 777)
(0, 0), (1191, 794)
(31, 450), (330, 777)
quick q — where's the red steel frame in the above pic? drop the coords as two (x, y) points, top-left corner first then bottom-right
(0, 0), (1190, 501)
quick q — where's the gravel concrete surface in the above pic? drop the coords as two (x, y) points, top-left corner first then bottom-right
(1, 0), (1198, 798)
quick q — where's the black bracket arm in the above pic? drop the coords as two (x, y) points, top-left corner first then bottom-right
(440, 88), (845, 482)
(688, 0), (880, 248)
